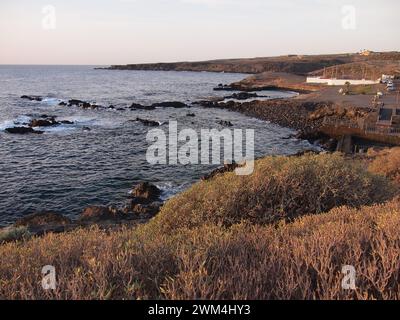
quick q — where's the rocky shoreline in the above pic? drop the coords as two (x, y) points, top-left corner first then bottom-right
(0, 182), (164, 242)
(0, 161), (258, 242)
(195, 96), (374, 152)
(1, 82), (373, 240)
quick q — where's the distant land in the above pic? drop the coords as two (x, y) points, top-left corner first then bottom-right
(102, 51), (400, 76)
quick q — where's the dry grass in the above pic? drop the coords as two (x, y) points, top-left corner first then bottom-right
(149, 153), (395, 233)
(0, 200), (399, 300)
(0, 152), (399, 300)
(368, 147), (400, 185)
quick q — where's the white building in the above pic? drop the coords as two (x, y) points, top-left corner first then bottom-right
(306, 77), (380, 86)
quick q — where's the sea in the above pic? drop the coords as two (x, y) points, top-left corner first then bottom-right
(0, 65), (315, 226)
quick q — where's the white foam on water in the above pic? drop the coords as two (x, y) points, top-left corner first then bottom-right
(42, 97), (62, 105)
(14, 115), (32, 124)
(155, 182), (189, 201)
(38, 125), (76, 133)
(0, 120), (16, 131)
(0, 115), (32, 131)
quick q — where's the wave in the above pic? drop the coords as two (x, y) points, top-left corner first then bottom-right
(0, 115), (32, 130)
(155, 182), (190, 201)
(41, 97), (63, 105)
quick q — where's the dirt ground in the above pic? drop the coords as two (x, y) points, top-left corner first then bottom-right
(300, 83), (400, 110)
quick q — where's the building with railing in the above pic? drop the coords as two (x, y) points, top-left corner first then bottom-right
(306, 77), (380, 86)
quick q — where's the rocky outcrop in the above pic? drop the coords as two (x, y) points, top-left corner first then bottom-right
(78, 206), (120, 223)
(130, 182), (161, 203)
(68, 99), (90, 108)
(5, 115), (75, 134)
(66, 99), (103, 109)
(296, 130), (338, 152)
(134, 117), (161, 127)
(21, 95), (43, 102)
(129, 202), (162, 217)
(78, 183), (162, 223)
(309, 105), (369, 122)
(29, 116), (59, 127)
(215, 99), (324, 131)
(217, 120), (233, 127)
(193, 100), (220, 108)
(122, 183), (163, 218)
(224, 92), (260, 100)
(129, 103), (156, 110)
(15, 212), (72, 228)
(5, 127), (44, 134)
(151, 101), (188, 108)
(214, 84), (237, 91)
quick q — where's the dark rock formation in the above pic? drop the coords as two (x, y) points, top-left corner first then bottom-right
(15, 212), (72, 228)
(214, 84), (236, 91)
(186, 113), (196, 117)
(29, 116), (59, 127)
(5, 127), (44, 134)
(130, 103), (156, 110)
(129, 202), (162, 217)
(134, 117), (161, 127)
(79, 206), (119, 223)
(21, 95), (43, 102)
(296, 130), (337, 152)
(67, 99), (101, 109)
(130, 182), (161, 204)
(68, 99), (89, 107)
(193, 100), (220, 108)
(151, 101), (188, 108)
(224, 92), (259, 100)
(217, 120), (233, 127)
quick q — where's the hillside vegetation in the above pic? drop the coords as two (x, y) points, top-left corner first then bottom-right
(0, 152), (399, 300)
(148, 153), (394, 233)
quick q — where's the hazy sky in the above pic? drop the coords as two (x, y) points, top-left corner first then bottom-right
(0, 0), (399, 65)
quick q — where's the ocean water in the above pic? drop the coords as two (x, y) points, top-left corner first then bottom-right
(0, 65), (314, 226)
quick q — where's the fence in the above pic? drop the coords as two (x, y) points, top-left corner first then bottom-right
(322, 117), (400, 137)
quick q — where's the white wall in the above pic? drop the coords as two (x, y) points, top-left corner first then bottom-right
(306, 77), (380, 86)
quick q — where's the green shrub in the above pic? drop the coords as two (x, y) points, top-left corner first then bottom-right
(0, 226), (31, 244)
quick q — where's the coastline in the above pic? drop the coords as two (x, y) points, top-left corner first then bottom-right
(2, 58), (398, 239)
(0, 71), (317, 236)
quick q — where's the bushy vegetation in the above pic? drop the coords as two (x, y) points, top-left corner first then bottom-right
(149, 153), (394, 233)
(0, 200), (399, 300)
(0, 226), (31, 244)
(0, 152), (399, 300)
(368, 147), (400, 185)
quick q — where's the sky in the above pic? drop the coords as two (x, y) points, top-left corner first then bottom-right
(0, 0), (399, 65)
